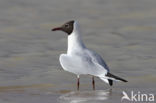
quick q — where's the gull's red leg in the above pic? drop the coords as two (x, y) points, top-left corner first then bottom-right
(92, 76), (95, 90)
(77, 75), (80, 90)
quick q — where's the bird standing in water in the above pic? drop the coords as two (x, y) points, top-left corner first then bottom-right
(52, 20), (127, 90)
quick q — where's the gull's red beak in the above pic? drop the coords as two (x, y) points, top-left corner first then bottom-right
(51, 27), (62, 31)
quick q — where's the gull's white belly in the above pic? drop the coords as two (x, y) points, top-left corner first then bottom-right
(59, 54), (107, 76)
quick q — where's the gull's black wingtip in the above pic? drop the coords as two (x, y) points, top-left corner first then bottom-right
(107, 72), (128, 83)
(108, 79), (113, 86)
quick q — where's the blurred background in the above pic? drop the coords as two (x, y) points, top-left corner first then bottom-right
(0, 0), (156, 103)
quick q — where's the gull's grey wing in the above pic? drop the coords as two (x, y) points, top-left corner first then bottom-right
(85, 49), (110, 72)
(59, 53), (108, 76)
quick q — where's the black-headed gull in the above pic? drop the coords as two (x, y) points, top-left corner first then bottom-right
(52, 20), (127, 90)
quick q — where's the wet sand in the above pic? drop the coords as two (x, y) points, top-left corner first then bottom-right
(0, 0), (156, 103)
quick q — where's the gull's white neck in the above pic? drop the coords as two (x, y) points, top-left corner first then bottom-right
(67, 22), (85, 55)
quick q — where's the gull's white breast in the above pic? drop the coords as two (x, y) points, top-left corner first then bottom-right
(59, 49), (108, 76)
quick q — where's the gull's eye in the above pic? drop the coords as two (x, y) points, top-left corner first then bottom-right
(64, 24), (69, 28)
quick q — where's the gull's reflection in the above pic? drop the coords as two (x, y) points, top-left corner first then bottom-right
(58, 89), (112, 103)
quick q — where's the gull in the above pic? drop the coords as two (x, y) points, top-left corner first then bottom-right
(52, 20), (127, 90)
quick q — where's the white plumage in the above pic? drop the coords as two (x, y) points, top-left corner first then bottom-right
(52, 20), (127, 90)
(59, 21), (110, 84)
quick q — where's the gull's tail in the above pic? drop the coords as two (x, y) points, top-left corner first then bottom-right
(99, 72), (128, 86)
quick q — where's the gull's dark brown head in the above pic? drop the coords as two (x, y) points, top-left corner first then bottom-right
(52, 20), (74, 35)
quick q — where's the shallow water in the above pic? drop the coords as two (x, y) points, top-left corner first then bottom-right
(0, 0), (156, 103)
